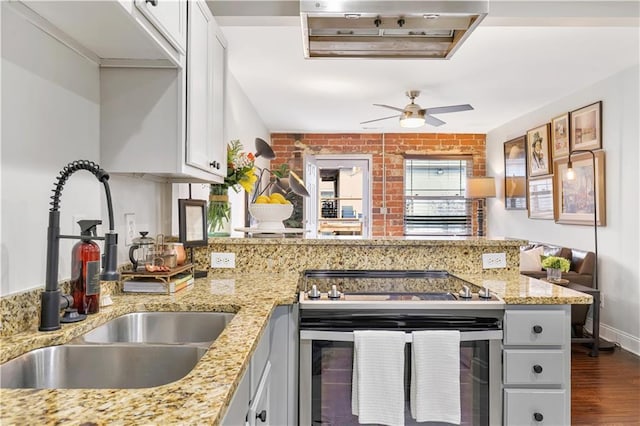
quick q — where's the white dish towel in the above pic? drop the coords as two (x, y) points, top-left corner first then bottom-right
(411, 330), (461, 424)
(352, 330), (406, 426)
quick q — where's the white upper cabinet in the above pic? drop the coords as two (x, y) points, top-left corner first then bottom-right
(100, 0), (227, 183)
(134, 0), (186, 56)
(12, 0), (184, 67)
(186, 0), (227, 178)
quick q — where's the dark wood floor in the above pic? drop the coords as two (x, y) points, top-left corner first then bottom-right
(571, 343), (640, 425)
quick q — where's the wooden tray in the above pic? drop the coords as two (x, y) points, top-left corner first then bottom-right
(121, 263), (194, 283)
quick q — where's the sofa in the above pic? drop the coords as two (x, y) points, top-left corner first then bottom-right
(519, 242), (596, 335)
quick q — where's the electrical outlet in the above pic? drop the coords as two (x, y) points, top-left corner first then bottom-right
(124, 213), (136, 246)
(211, 252), (236, 268)
(482, 253), (506, 269)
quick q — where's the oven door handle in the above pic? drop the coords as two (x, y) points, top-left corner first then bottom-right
(300, 329), (503, 342)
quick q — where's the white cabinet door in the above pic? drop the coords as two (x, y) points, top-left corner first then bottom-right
(248, 362), (271, 426)
(134, 0), (186, 54)
(186, 0), (226, 179)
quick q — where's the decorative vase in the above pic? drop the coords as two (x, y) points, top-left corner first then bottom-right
(208, 184), (231, 237)
(546, 268), (562, 282)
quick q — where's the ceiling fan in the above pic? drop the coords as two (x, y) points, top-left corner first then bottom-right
(361, 90), (474, 128)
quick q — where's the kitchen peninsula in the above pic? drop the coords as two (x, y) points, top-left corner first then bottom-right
(0, 238), (591, 424)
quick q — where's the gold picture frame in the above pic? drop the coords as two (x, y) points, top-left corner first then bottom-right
(527, 176), (554, 220)
(553, 151), (606, 226)
(504, 135), (527, 210)
(527, 123), (552, 177)
(551, 113), (570, 159)
(570, 101), (602, 151)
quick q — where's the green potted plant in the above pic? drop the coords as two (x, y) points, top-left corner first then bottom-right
(541, 255), (571, 282)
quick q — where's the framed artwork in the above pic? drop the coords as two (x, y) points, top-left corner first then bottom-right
(553, 151), (606, 226)
(503, 136), (527, 210)
(570, 101), (602, 151)
(551, 113), (570, 159)
(527, 123), (552, 177)
(178, 198), (208, 247)
(527, 176), (554, 220)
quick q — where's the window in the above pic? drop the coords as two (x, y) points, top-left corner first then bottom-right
(404, 157), (472, 236)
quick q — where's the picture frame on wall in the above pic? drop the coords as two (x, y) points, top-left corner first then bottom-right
(503, 136), (527, 210)
(527, 176), (554, 220)
(526, 123), (552, 177)
(553, 151), (606, 226)
(551, 113), (570, 159)
(570, 101), (602, 151)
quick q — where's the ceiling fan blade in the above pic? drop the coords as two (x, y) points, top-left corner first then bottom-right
(373, 104), (405, 113)
(424, 114), (446, 127)
(423, 104), (474, 115)
(360, 114), (401, 125)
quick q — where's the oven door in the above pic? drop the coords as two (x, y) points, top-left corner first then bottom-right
(300, 329), (502, 426)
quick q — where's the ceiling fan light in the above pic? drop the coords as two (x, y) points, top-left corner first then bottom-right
(399, 111), (425, 128)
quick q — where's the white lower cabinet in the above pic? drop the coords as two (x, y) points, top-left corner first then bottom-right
(503, 306), (571, 425)
(222, 306), (297, 426)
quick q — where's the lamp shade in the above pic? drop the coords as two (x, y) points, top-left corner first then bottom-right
(254, 137), (276, 160)
(399, 111), (425, 128)
(465, 177), (496, 198)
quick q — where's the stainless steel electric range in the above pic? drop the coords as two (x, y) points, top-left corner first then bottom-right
(298, 270), (504, 426)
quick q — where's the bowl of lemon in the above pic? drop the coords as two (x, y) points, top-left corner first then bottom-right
(249, 193), (294, 231)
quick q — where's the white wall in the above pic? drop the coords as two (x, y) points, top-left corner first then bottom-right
(487, 65), (640, 353)
(0, 4), (169, 296)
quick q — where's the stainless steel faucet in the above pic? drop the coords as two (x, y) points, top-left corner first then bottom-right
(39, 160), (120, 331)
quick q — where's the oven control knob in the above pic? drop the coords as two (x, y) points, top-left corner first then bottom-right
(478, 288), (492, 299)
(307, 285), (321, 299)
(328, 284), (342, 300)
(459, 285), (472, 299)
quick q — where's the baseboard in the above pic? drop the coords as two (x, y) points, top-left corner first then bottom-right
(585, 319), (640, 356)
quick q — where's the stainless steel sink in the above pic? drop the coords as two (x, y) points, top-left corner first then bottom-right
(0, 344), (208, 389)
(76, 312), (235, 345)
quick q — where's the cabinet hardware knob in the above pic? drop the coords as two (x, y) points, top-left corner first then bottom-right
(256, 410), (267, 422)
(210, 161), (218, 169)
(533, 364), (543, 374)
(532, 325), (543, 334)
(145, 0), (158, 6)
(533, 412), (544, 421)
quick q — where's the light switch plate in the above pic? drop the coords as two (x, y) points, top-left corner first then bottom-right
(482, 253), (506, 269)
(124, 213), (136, 246)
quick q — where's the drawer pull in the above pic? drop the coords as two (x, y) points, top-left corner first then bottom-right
(533, 412), (544, 422)
(532, 325), (543, 334)
(533, 364), (543, 374)
(256, 409), (267, 422)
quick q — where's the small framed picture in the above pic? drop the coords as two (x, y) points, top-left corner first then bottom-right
(527, 123), (552, 177)
(553, 151), (606, 226)
(527, 176), (554, 220)
(551, 113), (570, 159)
(503, 136), (527, 210)
(570, 101), (602, 151)
(178, 199), (208, 247)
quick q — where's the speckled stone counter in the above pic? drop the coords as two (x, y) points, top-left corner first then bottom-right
(0, 238), (593, 424)
(0, 272), (298, 425)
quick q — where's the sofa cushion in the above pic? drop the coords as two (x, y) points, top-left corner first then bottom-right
(519, 246), (544, 271)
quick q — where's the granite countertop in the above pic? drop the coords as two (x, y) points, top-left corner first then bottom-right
(0, 270), (591, 424)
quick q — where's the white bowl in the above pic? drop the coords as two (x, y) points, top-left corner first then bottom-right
(249, 203), (294, 231)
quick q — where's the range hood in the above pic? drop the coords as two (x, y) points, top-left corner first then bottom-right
(300, 1), (488, 59)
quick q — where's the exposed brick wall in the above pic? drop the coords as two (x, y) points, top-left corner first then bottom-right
(271, 133), (486, 236)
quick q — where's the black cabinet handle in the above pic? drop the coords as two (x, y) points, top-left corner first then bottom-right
(532, 325), (543, 334)
(146, 0), (158, 6)
(533, 364), (543, 374)
(210, 161), (220, 169)
(256, 410), (267, 422)
(533, 412), (544, 422)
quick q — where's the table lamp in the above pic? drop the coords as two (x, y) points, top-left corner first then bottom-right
(465, 177), (496, 236)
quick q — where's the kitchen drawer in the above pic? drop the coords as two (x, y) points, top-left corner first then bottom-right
(504, 389), (566, 425)
(504, 310), (566, 346)
(504, 349), (565, 385)
(250, 325), (271, 397)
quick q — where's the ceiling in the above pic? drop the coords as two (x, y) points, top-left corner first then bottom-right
(210, 1), (640, 134)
